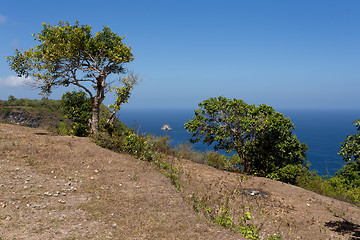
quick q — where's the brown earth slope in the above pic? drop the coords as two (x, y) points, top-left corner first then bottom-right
(0, 124), (359, 239)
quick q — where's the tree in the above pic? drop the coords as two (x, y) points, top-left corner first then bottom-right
(8, 95), (16, 103)
(339, 119), (360, 163)
(337, 119), (360, 187)
(185, 96), (308, 175)
(6, 20), (137, 134)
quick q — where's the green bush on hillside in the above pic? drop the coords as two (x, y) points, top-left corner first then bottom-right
(60, 91), (92, 137)
(267, 164), (309, 185)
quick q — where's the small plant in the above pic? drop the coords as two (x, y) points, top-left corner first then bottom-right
(131, 173), (138, 181)
(166, 165), (182, 191)
(239, 210), (260, 240)
(24, 156), (35, 166)
(267, 234), (283, 240)
(188, 193), (267, 239)
(215, 207), (233, 228)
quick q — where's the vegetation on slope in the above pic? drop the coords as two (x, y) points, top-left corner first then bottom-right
(0, 96), (70, 132)
(0, 94), (129, 136)
(1, 94), (359, 208)
(1, 94), (359, 239)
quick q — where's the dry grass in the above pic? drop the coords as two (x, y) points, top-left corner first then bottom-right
(0, 124), (360, 240)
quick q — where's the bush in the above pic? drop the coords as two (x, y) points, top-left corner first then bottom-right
(174, 143), (203, 163)
(55, 121), (69, 135)
(295, 171), (360, 206)
(335, 160), (360, 188)
(268, 164), (308, 185)
(146, 134), (174, 155)
(93, 132), (126, 153)
(60, 91), (92, 137)
(123, 132), (155, 161)
(203, 152), (225, 169)
(69, 122), (89, 137)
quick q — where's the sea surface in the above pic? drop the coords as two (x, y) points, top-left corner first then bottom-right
(118, 108), (360, 176)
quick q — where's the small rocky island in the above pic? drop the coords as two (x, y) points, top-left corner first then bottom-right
(161, 123), (172, 131)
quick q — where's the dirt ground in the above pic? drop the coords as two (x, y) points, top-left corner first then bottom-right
(0, 124), (359, 239)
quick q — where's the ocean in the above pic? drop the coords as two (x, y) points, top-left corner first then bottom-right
(117, 108), (360, 176)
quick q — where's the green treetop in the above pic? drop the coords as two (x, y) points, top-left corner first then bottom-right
(6, 20), (136, 134)
(185, 96), (308, 175)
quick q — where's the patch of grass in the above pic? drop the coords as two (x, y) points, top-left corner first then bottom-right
(237, 210), (260, 239)
(267, 234), (283, 240)
(93, 132), (126, 152)
(131, 173), (138, 181)
(188, 192), (267, 239)
(24, 156), (36, 166)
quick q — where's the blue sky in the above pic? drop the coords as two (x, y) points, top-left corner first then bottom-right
(0, 0), (359, 110)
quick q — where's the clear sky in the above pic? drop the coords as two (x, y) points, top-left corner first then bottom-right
(0, 0), (359, 110)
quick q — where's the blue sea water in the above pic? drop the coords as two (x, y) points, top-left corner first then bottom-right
(118, 108), (360, 176)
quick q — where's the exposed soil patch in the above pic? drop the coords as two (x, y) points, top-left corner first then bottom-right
(0, 124), (359, 239)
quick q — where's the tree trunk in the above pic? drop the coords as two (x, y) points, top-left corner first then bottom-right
(236, 148), (249, 173)
(91, 97), (100, 134)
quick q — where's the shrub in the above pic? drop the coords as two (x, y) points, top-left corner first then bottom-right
(124, 132), (154, 161)
(69, 122), (89, 137)
(203, 152), (225, 169)
(60, 91), (92, 137)
(227, 154), (242, 172)
(56, 121), (69, 135)
(335, 160), (360, 188)
(268, 164), (308, 185)
(296, 171), (360, 206)
(146, 134), (174, 155)
(93, 132), (126, 153)
(174, 143), (204, 163)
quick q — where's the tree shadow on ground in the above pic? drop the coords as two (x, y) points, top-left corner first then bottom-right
(325, 218), (360, 240)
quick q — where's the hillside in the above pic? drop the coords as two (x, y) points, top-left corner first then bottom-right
(0, 124), (359, 239)
(0, 98), (129, 135)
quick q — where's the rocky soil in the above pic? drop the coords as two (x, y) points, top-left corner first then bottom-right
(0, 124), (359, 239)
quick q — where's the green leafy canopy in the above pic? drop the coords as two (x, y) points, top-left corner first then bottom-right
(339, 119), (360, 163)
(185, 96), (308, 175)
(337, 119), (360, 188)
(6, 20), (133, 96)
(6, 20), (136, 134)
